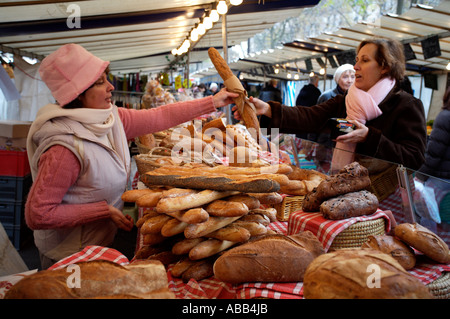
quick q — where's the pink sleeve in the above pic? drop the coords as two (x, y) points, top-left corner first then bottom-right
(118, 96), (216, 138)
(25, 145), (110, 230)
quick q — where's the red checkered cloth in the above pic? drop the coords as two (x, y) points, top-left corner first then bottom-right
(48, 245), (130, 270)
(287, 210), (391, 252)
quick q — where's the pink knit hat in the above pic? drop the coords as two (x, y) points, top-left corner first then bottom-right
(39, 43), (110, 106)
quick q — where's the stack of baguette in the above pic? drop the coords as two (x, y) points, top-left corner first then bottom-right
(302, 161), (379, 219)
(123, 184), (283, 282)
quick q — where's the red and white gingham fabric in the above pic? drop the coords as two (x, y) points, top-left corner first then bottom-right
(287, 210), (391, 252)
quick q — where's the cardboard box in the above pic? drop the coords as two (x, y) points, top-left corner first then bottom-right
(0, 120), (32, 139)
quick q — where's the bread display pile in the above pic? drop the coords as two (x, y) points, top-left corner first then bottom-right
(4, 260), (175, 299)
(122, 165), (288, 282)
(302, 161), (379, 219)
(142, 79), (175, 109)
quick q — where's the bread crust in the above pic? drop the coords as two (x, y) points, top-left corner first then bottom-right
(395, 223), (450, 264)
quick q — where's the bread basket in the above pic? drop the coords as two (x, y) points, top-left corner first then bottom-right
(273, 195), (305, 221)
(134, 147), (175, 175)
(369, 164), (399, 201)
(328, 218), (386, 251)
(426, 272), (450, 299)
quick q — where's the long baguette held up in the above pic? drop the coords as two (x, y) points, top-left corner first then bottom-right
(208, 47), (262, 144)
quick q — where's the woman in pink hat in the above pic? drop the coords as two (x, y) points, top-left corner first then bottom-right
(25, 43), (238, 269)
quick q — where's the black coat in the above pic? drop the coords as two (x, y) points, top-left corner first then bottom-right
(296, 84), (321, 107)
(419, 109), (450, 178)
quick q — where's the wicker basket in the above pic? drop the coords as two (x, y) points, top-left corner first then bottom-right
(369, 164), (399, 201)
(427, 272), (450, 299)
(134, 148), (176, 175)
(328, 218), (386, 251)
(273, 195), (305, 221)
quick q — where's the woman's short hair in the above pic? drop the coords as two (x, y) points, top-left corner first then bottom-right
(357, 37), (405, 83)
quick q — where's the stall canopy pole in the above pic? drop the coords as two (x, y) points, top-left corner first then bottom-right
(222, 14), (232, 125)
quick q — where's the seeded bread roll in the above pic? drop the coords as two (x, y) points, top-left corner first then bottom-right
(362, 235), (416, 270)
(320, 190), (379, 220)
(395, 223), (450, 264)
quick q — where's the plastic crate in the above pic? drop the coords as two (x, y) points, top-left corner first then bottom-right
(0, 200), (24, 225)
(0, 174), (32, 202)
(0, 150), (31, 177)
(2, 222), (32, 250)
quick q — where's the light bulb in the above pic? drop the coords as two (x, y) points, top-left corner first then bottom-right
(171, 48), (178, 56)
(217, 1), (228, 14)
(197, 23), (206, 35)
(182, 39), (190, 49)
(274, 68), (279, 74)
(319, 68), (325, 75)
(230, 0), (243, 5)
(190, 29), (198, 41)
(447, 62), (450, 70)
(210, 10), (220, 22)
(294, 74), (299, 80)
(309, 72), (315, 77)
(287, 73), (292, 79)
(203, 16), (213, 29)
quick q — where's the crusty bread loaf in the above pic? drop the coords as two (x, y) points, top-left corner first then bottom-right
(394, 223), (450, 264)
(213, 231), (325, 284)
(362, 235), (416, 270)
(303, 248), (433, 299)
(315, 163), (370, 200)
(302, 162), (371, 212)
(320, 190), (379, 220)
(4, 260), (174, 299)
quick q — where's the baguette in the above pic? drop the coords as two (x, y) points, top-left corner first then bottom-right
(121, 189), (160, 202)
(161, 218), (188, 237)
(163, 208), (209, 224)
(208, 47), (261, 142)
(140, 215), (172, 235)
(156, 190), (238, 213)
(205, 200), (249, 217)
(233, 221), (267, 237)
(172, 238), (206, 255)
(205, 224), (251, 243)
(249, 208), (277, 223)
(136, 192), (162, 207)
(184, 216), (241, 239)
(226, 194), (260, 210)
(181, 258), (215, 282)
(171, 257), (198, 278)
(189, 238), (236, 260)
(247, 192), (283, 205)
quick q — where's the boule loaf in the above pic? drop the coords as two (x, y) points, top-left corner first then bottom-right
(394, 223), (450, 264)
(213, 231), (325, 284)
(303, 248), (433, 299)
(362, 235), (416, 270)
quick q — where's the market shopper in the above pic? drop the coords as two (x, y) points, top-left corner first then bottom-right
(233, 37), (427, 171)
(317, 64), (355, 104)
(419, 86), (450, 182)
(25, 43), (238, 269)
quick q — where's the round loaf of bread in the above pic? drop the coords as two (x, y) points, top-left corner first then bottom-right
(362, 235), (416, 270)
(394, 223), (450, 264)
(303, 248), (433, 299)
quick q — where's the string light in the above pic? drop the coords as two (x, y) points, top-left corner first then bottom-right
(217, 1), (228, 14)
(230, 0), (243, 5)
(210, 9), (220, 22)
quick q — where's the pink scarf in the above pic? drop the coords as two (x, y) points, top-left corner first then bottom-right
(331, 77), (395, 173)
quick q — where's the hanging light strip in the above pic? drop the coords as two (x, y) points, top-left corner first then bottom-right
(172, 0), (242, 57)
